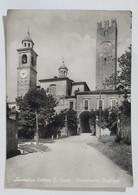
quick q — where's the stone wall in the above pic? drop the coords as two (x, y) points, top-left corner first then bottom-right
(7, 118), (18, 157)
(71, 84), (84, 95)
(40, 80), (68, 97)
(119, 115), (131, 144)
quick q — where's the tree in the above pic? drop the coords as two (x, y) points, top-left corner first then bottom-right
(106, 45), (131, 142)
(106, 45), (131, 90)
(90, 107), (118, 134)
(49, 108), (78, 137)
(6, 102), (11, 118)
(17, 87), (57, 143)
(66, 109), (77, 135)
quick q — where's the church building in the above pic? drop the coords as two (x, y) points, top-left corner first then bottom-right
(15, 19), (125, 134)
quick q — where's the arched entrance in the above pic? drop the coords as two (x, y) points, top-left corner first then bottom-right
(79, 111), (92, 133)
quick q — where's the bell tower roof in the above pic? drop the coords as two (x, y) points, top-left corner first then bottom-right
(58, 58), (68, 78)
(58, 59), (68, 71)
(22, 30), (34, 45)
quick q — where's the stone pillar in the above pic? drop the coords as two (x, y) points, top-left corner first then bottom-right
(77, 118), (81, 135)
(95, 115), (100, 138)
(65, 115), (68, 136)
(117, 113), (121, 136)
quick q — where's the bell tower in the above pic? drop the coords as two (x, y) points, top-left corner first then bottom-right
(17, 31), (38, 97)
(58, 59), (68, 78)
(96, 19), (117, 90)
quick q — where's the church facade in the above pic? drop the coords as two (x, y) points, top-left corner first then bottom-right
(39, 60), (90, 114)
(15, 19), (125, 133)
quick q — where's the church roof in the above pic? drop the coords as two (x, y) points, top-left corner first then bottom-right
(39, 77), (73, 83)
(75, 89), (130, 95)
(72, 82), (90, 91)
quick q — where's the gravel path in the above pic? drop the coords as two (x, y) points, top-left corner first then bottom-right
(5, 133), (133, 189)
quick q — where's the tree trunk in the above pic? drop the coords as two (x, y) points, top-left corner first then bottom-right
(35, 109), (39, 145)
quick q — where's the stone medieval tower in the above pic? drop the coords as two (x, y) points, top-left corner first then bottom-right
(17, 31), (38, 97)
(96, 19), (117, 90)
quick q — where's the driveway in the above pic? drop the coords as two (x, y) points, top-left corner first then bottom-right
(5, 133), (133, 189)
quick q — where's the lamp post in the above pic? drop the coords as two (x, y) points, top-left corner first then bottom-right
(99, 91), (102, 139)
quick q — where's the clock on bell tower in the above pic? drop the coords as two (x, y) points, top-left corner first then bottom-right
(17, 31), (38, 97)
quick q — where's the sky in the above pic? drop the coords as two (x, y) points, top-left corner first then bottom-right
(6, 10), (132, 101)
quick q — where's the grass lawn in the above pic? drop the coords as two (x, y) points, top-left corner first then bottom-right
(18, 141), (51, 154)
(88, 136), (133, 175)
(18, 138), (55, 144)
(18, 137), (67, 155)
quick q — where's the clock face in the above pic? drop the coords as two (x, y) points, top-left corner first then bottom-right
(20, 69), (28, 79)
(99, 42), (112, 57)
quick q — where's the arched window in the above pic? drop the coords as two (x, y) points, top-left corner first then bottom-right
(104, 30), (108, 36)
(24, 43), (26, 47)
(50, 84), (56, 96)
(22, 54), (27, 64)
(28, 43), (30, 47)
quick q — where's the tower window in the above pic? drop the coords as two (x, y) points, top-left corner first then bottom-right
(22, 54), (27, 64)
(24, 43), (26, 47)
(104, 30), (108, 36)
(28, 43), (30, 47)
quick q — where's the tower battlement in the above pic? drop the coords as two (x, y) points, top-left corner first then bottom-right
(97, 19), (117, 30)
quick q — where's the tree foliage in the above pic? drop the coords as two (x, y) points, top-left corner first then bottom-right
(17, 87), (47, 111)
(17, 87), (57, 138)
(6, 102), (11, 118)
(49, 108), (78, 137)
(106, 45), (131, 90)
(91, 107), (118, 134)
(105, 46), (131, 142)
